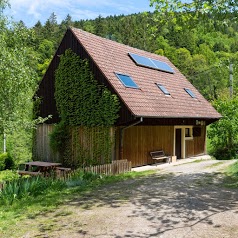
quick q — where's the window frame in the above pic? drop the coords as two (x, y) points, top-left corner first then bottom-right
(185, 127), (193, 140)
(115, 72), (139, 89)
(184, 88), (196, 98)
(156, 83), (171, 96)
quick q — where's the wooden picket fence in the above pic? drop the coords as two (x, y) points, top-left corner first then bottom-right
(84, 159), (132, 175)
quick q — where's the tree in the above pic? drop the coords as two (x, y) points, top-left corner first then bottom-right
(60, 14), (73, 32)
(43, 12), (60, 45)
(0, 1), (37, 153)
(0, 0), (9, 11)
(208, 96), (238, 159)
(150, 0), (238, 26)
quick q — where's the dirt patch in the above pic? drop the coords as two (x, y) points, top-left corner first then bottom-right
(13, 160), (238, 237)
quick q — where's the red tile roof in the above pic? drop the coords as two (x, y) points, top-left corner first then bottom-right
(71, 27), (221, 119)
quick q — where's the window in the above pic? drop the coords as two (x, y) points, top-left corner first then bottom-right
(185, 127), (193, 138)
(128, 52), (174, 74)
(115, 73), (139, 89)
(156, 84), (170, 95)
(184, 88), (196, 98)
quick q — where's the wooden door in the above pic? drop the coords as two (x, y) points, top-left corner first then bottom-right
(175, 129), (182, 159)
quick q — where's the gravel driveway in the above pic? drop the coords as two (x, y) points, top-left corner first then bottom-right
(20, 158), (238, 238)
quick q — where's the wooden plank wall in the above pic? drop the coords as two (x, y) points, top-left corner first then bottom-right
(84, 160), (131, 175)
(33, 124), (60, 162)
(34, 124), (206, 168)
(34, 124), (115, 167)
(186, 126), (206, 157)
(118, 126), (174, 167)
(68, 127), (115, 167)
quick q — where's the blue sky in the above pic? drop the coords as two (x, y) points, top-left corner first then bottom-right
(6, 0), (154, 27)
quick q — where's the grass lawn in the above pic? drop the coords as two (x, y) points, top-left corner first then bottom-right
(222, 161), (238, 188)
(0, 169), (155, 237)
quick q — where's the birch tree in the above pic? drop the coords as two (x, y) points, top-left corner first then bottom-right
(0, 1), (37, 152)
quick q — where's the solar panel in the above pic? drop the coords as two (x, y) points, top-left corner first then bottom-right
(151, 59), (174, 74)
(115, 73), (139, 89)
(128, 52), (174, 74)
(184, 88), (196, 98)
(156, 84), (170, 95)
(128, 53), (156, 69)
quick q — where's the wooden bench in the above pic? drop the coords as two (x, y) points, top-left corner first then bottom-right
(18, 170), (42, 176)
(55, 167), (72, 178)
(150, 150), (171, 165)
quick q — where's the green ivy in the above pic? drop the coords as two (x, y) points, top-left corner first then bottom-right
(50, 49), (120, 167)
(49, 121), (69, 153)
(54, 49), (119, 126)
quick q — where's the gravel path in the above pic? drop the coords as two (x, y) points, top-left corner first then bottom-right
(18, 158), (238, 238)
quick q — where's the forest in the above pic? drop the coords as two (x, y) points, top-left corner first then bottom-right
(1, 0), (238, 165)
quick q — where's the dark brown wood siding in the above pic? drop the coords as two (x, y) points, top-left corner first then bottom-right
(186, 126), (206, 157)
(116, 125), (207, 167)
(36, 29), (134, 125)
(116, 126), (174, 167)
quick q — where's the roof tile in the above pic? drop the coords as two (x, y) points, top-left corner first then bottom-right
(71, 27), (221, 119)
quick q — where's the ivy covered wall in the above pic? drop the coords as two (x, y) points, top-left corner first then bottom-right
(50, 49), (120, 167)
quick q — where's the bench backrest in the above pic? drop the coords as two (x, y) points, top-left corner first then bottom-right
(150, 150), (165, 158)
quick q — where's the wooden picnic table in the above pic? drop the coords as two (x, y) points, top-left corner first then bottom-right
(23, 161), (62, 177)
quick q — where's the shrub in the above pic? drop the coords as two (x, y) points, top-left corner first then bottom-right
(208, 96), (238, 160)
(211, 146), (237, 160)
(0, 153), (14, 171)
(0, 170), (19, 183)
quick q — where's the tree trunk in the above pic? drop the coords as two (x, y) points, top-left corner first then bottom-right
(3, 132), (6, 153)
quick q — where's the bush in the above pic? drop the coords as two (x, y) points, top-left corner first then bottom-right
(208, 96), (238, 160)
(211, 146), (237, 160)
(0, 170), (19, 183)
(0, 153), (14, 171)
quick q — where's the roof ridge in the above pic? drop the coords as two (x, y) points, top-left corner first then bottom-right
(70, 27), (171, 62)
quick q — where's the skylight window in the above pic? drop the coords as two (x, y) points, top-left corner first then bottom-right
(185, 88), (196, 98)
(128, 52), (174, 74)
(156, 84), (170, 95)
(115, 73), (139, 89)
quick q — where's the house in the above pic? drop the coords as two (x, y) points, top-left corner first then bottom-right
(35, 27), (221, 167)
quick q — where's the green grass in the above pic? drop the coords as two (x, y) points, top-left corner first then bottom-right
(205, 162), (224, 169)
(0, 169), (156, 237)
(174, 159), (204, 166)
(226, 161), (238, 176)
(221, 161), (238, 188)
